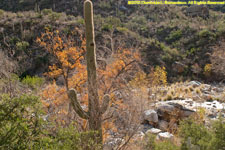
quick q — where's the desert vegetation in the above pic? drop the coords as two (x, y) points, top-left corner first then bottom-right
(0, 0), (224, 150)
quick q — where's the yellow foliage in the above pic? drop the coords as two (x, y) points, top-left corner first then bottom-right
(197, 107), (206, 122)
(203, 63), (212, 77)
(148, 66), (167, 86)
(129, 71), (148, 88)
(129, 66), (167, 89)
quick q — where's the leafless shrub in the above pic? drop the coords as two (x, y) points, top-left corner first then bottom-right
(0, 51), (17, 78)
(210, 39), (225, 82)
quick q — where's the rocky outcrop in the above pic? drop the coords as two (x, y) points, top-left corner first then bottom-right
(158, 120), (169, 131)
(187, 81), (201, 88)
(185, 6), (209, 18)
(139, 98), (225, 142)
(142, 110), (158, 124)
(141, 102), (196, 134)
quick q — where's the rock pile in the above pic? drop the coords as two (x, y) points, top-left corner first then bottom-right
(139, 99), (224, 140)
(142, 102), (195, 132)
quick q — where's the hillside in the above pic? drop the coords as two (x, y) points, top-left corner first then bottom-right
(1, 2), (225, 82)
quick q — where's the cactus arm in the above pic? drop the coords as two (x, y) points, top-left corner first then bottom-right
(100, 94), (110, 115)
(68, 89), (89, 119)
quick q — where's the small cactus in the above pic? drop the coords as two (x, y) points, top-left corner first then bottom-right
(68, 0), (110, 145)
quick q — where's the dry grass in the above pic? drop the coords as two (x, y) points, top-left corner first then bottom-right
(148, 81), (225, 102)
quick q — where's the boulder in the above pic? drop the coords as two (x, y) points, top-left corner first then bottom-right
(157, 104), (175, 113)
(181, 109), (195, 117)
(146, 128), (162, 134)
(188, 81), (201, 88)
(157, 132), (174, 140)
(158, 102), (195, 118)
(202, 84), (211, 91)
(166, 122), (178, 133)
(157, 103), (181, 121)
(157, 104), (175, 120)
(143, 110), (158, 124)
(158, 120), (169, 131)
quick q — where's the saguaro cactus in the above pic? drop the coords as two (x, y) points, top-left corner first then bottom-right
(68, 0), (110, 144)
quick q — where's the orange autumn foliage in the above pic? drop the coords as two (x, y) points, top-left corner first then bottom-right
(36, 29), (86, 84)
(38, 30), (141, 134)
(98, 48), (140, 95)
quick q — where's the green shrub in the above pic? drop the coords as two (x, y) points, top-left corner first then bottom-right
(143, 133), (156, 150)
(102, 17), (121, 31)
(198, 29), (216, 42)
(132, 16), (147, 25)
(0, 9), (4, 17)
(42, 9), (53, 15)
(76, 16), (84, 25)
(102, 24), (113, 31)
(54, 125), (102, 150)
(0, 94), (101, 150)
(16, 41), (29, 51)
(198, 29), (214, 38)
(35, 13), (43, 19)
(161, 46), (180, 63)
(179, 118), (211, 150)
(156, 28), (164, 35)
(217, 23), (225, 37)
(98, 1), (111, 10)
(166, 30), (182, 43)
(143, 133), (179, 150)
(105, 16), (121, 26)
(127, 16), (148, 32)
(187, 47), (200, 55)
(49, 12), (61, 21)
(9, 37), (20, 45)
(0, 94), (46, 149)
(155, 140), (180, 150)
(208, 118), (225, 150)
(179, 117), (225, 150)
(44, 24), (53, 31)
(22, 76), (44, 89)
(116, 27), (129, 33)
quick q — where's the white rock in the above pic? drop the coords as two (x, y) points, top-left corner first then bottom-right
(133, 131), (145, 140)
(188, 81), (201, 87)
(105, 137), (124, 149)
(157, 132), (174, 140)
(146, 128), (162, 134)
(137, 131), (145, 137)
(143, 110), (158, 123)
